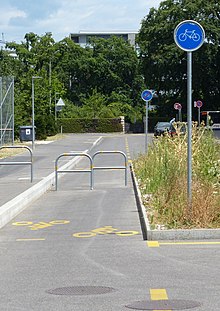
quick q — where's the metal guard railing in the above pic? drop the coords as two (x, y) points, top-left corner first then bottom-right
(55, 151), (128, 190)
(55, 153), (93, 190)
(0, 146), (33, 182)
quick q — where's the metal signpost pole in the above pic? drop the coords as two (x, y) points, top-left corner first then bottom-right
(179, 108), (182, 122)
(31, 77), (35, 150)
(196, 101), (203, 126)
(145, 100), (148, 153)
(174, 20), (205, 209)
(187, 51), (192, 206)
(198, 107), (201, 126)
(141, 90), (153, 154)
(32, 76), (42, 150)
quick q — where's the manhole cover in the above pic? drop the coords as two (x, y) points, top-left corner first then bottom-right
(46, 286), (116, 296)
(125, 299), (201, 310)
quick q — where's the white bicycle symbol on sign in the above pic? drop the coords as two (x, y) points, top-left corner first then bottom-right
(178, 29), (200, 42)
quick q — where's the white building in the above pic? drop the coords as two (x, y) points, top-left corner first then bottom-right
(69, 31), (138, 48)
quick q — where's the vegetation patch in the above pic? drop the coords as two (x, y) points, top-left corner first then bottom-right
(133, 123), (220, 229)
(57, 118), (123, 133)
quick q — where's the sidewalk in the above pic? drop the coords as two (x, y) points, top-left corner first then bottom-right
(0, 134), (102, 229)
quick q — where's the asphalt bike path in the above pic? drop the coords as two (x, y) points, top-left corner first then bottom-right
(0, 134), (103, 206)
(0, 134), (220, 310)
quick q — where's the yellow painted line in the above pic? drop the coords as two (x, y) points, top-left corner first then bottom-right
(16, 238), (45, 241)
(161, 241), (220, 245)
(147, 241), (220, 247)
(150, 288), (168, 300)
(147, 241), (160, 247)
(125, 138), (132, 163)
(150, 288), (171, 311)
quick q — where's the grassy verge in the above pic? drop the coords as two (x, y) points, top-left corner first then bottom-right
(46, 133), (66, 141)
(0, 141), (25, 159)
(133, 123), (220, 229)
(0, 134), (65, 159)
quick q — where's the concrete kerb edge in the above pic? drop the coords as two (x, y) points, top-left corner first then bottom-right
(130, 162), (220, 241)
(0, 136), (103, 229)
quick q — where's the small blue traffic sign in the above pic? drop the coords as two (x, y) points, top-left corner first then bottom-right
(141, 90), (153, 101)
(174, 20), (205, 52)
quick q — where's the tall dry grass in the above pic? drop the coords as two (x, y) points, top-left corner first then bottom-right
(133, 123), (220, 229)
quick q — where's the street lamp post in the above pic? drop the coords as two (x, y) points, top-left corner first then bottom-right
(32, 76), (42, 150)
(55, 92), (61, 121)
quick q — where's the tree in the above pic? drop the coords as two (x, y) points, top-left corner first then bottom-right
(5, 32), (64, 137)
(137, 0), (220, 118)
(3, 32), (144, 137)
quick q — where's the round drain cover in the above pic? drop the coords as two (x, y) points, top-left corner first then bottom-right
(126, 299), (201, 310)
(46, 286), (115, 296)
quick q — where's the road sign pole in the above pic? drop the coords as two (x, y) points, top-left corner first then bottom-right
(187, 52), (192, 208)
(179, 108), (182, 122)
(198, 107), (201, 126)
(145, 101), (148, 153)
(141, 89), (153, 154)
(174, 20), (205, 211)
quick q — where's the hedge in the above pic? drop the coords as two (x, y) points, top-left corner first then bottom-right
(57, 118), (123, 133)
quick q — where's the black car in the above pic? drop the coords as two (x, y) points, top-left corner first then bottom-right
(154, 122), (173, 137)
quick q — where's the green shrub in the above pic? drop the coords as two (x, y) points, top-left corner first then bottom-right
(35, 115), (47, 140)
(57, 118), (123, 133)
(46, 115), (58, 136)
(133, 123), (220, 229)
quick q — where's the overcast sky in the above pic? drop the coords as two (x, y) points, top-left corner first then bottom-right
(0, 0), (161, 43)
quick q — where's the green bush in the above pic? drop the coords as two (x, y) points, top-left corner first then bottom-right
(35, 115), (47, 140)
(57, 118), (123, 133)
(46, 115), (58, 136)
(133, 124), (220, 229)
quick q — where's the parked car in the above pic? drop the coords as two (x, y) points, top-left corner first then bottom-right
(154, 122), (174, 137)
(154, 121), (186, 137)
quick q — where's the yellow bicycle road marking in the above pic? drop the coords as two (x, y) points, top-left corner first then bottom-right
(73, 232), (97, 238)
(12, 221), (33, 226)
(12, 220), (70, 231)
(73, 226), (139, 238)
(147, 241), (220, 247)
(116, 230), (139, 236)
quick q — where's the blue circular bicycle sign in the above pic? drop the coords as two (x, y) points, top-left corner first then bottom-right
(141, 89), (153, 101)
(174, 20), (205, 52)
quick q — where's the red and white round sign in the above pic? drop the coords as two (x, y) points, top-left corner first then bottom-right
(174, 103), (182, 110)
(196, 100), (203, 108)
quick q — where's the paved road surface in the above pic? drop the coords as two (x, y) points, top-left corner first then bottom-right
(0, 133), (219, 310)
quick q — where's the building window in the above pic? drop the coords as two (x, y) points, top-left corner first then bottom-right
(71, 36), (79, 43)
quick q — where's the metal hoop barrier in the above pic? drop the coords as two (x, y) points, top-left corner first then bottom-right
(92, 151), (128, 186)
(0, 146), (33, 182)
(55, 153), (93, 191)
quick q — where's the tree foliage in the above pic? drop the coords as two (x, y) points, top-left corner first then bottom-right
(137, 0), (220, 118)
(1, 33), (143, 137)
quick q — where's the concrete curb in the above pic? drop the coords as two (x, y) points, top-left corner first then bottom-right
(130, 163), (220, 241)
(0, 136), (103, 229)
